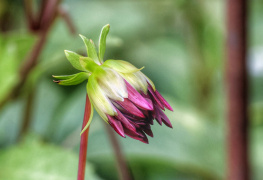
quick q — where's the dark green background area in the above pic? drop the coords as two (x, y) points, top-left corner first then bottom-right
(0, 0), (263, 179)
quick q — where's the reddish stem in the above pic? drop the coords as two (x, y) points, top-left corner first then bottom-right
(77, 95), (91, 180)
(105, 125), (132, 180)
(226, 0), (249, 179)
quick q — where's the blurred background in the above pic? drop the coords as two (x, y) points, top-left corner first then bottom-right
(0, 0), (262, 179)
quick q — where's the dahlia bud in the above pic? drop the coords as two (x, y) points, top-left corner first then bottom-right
(53, 24), (173, 143)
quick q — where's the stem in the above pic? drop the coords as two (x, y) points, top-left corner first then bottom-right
(226, 0), (249, 179)
(105, 125), (132, 180)
(19, 87), (35, 138)
(24, 0), (36, 31)
(77, 95), (92, 180)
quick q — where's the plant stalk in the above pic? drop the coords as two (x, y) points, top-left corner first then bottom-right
(226, 0), (249, 179)
(77, 95), (92, 180)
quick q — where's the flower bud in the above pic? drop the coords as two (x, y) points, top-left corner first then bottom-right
(53, 24), (173, 143)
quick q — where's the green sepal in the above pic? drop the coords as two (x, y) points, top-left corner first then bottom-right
(53, 72), (89, 86)
(64, 50), (86, 71)
(80, 97), (94, 135)
(87, 74), (116, 117)
(102, 60), (144, 74)
(79, 34), (100, 65)
(99, 24), (110, 62)
(79, 57), (101, 73)
(52, 74), (77, 80)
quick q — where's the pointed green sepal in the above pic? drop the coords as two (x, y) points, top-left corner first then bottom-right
(79, 34), (100, 65)
(79, 57), (101, 73)
(99, 24), (110, 62)
(103, 60), (144, 74)
(52, 74), (78, 80)
(53, 72), (89, 86)
(64, 50), (86, 71)
(80, 99), (94, 135)
(87, 74), (116, 117)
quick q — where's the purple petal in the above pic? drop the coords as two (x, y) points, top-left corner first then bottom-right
(107, 115), (126, 137)
(134, 122), (147, 126)
(148, 117), (154, 125)
(115, 109), (137, 132)
(115, 99), (145, 118)
(153, 105), (162, 125)
(123, 114), (142, 121)
(141, 125), (153, 137)
(157, 109), (173, 128)
(124, 128), (149, 144)
(148, 85), (165, 110)
(155, 90), (173, 111)
(140, 109), (150, 118)
(125, 81), (153, 110)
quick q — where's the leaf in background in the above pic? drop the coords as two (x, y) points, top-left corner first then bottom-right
(0, 134), (101, 180)
(0, 34), (35, 103)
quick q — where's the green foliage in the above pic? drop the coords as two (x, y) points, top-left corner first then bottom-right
(0, 34), (35, 103)
(1, 0), (263, 179)
(0, 135), (101, 180)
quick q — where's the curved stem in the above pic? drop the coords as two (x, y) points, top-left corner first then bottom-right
(77, 95), (91, 180)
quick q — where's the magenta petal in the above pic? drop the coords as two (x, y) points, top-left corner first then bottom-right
(124, 128), (149, 144)
(123, 114), (142, 121)
(158, 109), (173, 128)
(125, 81), (153, 110)
(107, 115), (126, 137)
(155, 90), (173, 111)
(148, 117), (154, 125)
(142, 125), (153, 137)
(148, 85), (165, 110)
(115, 109), (136, 132)
(115, 99), (145, 118)
(153, 105), (162, 125)
(143, 128), (153, 137)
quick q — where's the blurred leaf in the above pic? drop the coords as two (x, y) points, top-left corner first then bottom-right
(0, 34), (35, 103)
(0, 98), (25, 146)
(0, 134), (101, 180)
(251, 127), (263, 180)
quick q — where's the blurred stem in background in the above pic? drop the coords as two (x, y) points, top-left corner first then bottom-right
(16, 0), (61, 137)
(226, 0), (249, 179)
(105, 124), (133, 180)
